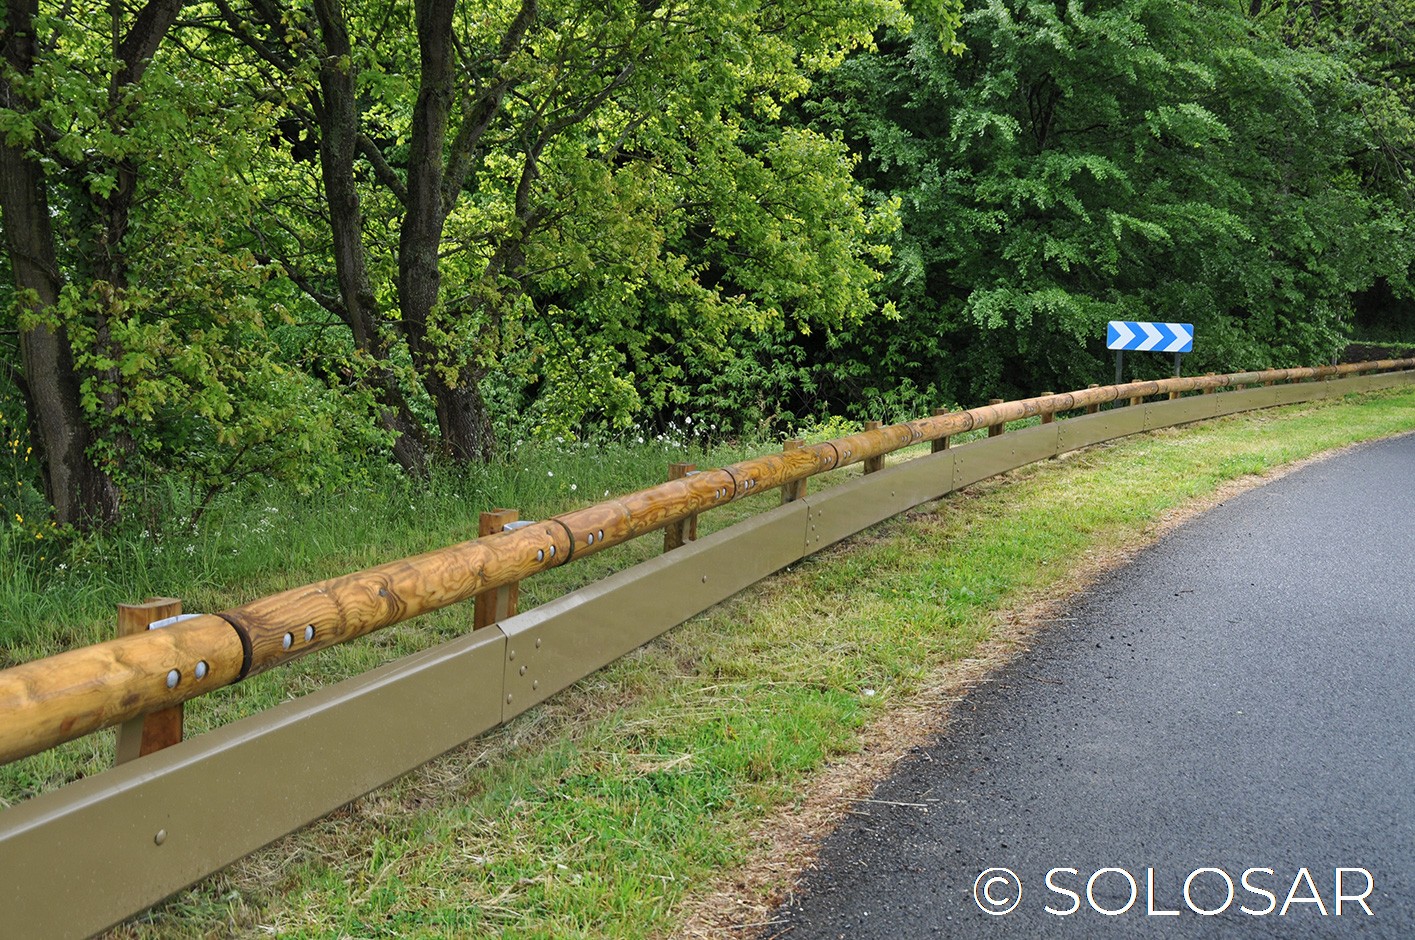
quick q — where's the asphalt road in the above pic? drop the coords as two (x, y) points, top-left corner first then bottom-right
(771, 433), (1415, 939)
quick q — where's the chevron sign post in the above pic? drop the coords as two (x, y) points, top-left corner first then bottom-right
(1107, 320), (1194, 384)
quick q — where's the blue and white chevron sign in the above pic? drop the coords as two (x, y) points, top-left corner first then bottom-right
(1107, 321), (1194, 353)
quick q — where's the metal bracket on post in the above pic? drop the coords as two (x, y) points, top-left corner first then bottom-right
(664, 463), (698, 551)
(781, 440), (807, 503)
(114, 598), (185, 765)
(863, 422), (884, 473)
(474, 510), (521, 629)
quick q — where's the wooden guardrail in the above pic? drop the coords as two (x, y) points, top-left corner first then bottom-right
(1, 358), (1414, 938)
(1, 360), (1412, 767)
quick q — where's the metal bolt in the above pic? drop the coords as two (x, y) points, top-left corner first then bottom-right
(535, 638), (542, 649)
(304, 625), (315, 642)
(519, 666), (527, 676)
(509, 649), (516, 661)
(597, 529), (604, 540)
(282, 632), (293, 650)
(586, 533), (594, 545)
(532, 680), (539, 691)
(701, 575), (708, 584)
(549, 545), (557, 557)
(536, 549), (545, 562)
(378, 587), (388, 598)
(195, 661), (209, 680)
(154, 829), (167, 846)
(506, 694), (513, 704)
(165, 669), (180, 689)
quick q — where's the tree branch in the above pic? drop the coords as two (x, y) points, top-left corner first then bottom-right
(356, 134), (409, 204)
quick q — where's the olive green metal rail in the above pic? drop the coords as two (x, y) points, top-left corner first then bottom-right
(1, 359), (1413, 937)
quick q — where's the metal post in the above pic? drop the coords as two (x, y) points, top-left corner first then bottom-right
(1115, 350), (1124, 386)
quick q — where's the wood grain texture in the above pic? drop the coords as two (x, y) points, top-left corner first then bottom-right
(781, 440), (808, 503)
(114, 598), (183, 764)
(614, 470), (735, 542)
(0, 615), (242, 765)
(474, 511), (519, 630)
(662, 464), (698, 552)
(225, 522), (572, 677)
(2, 358), (1412, 764)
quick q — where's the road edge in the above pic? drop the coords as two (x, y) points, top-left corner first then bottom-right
(668, 426), (1415, 939)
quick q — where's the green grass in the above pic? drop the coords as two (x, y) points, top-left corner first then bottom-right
(0, 429), (813, 802)
(5, 388), (1415, 938)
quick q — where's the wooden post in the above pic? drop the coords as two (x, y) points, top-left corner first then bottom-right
(664, 463), (698, 551)
(1085, 384), (1100, 415)
(1204, 372), (1216, 394)
(1168, 388), (1181, 400)
(1040, 392), (1055, 425)
(781, 440), (808, 503)
(474, 509), (520, 629)
(115, 598), (184, 764)
(988, 399), (1005, 437)
(863, 421), (885, 473)
(931, 408), (951, 453)
(1130, 394), (1143, 407)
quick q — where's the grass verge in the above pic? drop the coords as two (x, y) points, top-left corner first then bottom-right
(11, 388), (1415, 938)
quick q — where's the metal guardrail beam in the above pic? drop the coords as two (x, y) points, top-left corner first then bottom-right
(2, 361), (1411, 769)
(0, 366), (1413, 937)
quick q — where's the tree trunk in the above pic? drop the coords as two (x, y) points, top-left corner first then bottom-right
(312, 0), (431, 475)
(400, 0), (490, 461)
(88, 0), (185, 462)
(428, 369), (496, 463)
(0, 0), (120, 527)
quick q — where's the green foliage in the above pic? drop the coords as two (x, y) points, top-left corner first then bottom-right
(0, 0), (390, 523)
(0, 0), (1410, 516)
(441, 0), (917, 439)
(0, 388), (60, 559)
(788, 0), (1415, 407)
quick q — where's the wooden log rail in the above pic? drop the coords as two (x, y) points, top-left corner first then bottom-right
(1, 358), (1411, 766)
